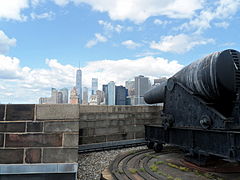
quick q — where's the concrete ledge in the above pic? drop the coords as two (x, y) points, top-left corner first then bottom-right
(79, 139), (146, 153)
(0, 163), (78, 174)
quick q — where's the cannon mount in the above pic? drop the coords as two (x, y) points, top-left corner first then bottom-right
(145, 79), (240, 165)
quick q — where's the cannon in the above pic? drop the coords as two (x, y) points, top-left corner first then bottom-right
(144, 49), (240, 165)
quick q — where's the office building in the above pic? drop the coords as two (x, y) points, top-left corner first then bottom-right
(125, 80), (135, 96)
(70, 87), (79, 104)
(89, 95), (100, 105)
(82, 87), (89, 105)
(134, 75), (151, 105)
(108, 81), (115, 105)
(76, 69), (82, 104)
(59, 88), (68, 103)
(91, 78), (98, 95)
(115, 86), (128, 105)
(153, 77), (167, 86)
(102, 84), (108, 105)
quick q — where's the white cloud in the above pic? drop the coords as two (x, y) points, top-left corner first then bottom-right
(179, 0), (240, 33)
(86, 33), (107, 48)
(0, 0), (28, 21)
(150, 34), (215, 54)
(121, 40), (141, 49)
(52, 0), (69, 6)
(31, 0), (45, 7)
(0, 31), (16, 54)
(52, 0), (203, 23)
(98, 20), (123, 33)
(154, 19), (171, 25)
(214, 21), (229, 29)
(0, 54), (183, 103)
(30, 11), (55, 20)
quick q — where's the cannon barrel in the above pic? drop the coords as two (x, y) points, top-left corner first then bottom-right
(144, 49), (240, 104)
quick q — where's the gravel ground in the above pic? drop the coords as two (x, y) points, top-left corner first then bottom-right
(78, 146), (147, 180)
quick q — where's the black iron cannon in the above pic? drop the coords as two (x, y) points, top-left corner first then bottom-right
(144, 49), (240, 165)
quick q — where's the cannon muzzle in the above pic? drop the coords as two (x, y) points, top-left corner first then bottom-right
(144, 49), (240, 104)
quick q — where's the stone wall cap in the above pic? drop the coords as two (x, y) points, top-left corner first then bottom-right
(0, 163), (78, 174)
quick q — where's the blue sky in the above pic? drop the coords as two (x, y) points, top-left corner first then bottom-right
(0, 0), (240, 103)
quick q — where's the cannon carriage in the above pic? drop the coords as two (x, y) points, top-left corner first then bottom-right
(144, 49), (240, 165)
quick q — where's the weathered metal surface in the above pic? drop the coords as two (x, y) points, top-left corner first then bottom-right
(144, 49), (240, 104)
(144, 49), (240, 163)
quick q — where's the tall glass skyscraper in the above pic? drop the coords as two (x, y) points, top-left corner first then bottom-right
(91, 78), (98, 95)
(108, 81), (115, 105)
(76, 69), (82, 104)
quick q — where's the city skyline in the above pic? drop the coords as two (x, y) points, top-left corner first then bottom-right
(0, 1), (240, 103)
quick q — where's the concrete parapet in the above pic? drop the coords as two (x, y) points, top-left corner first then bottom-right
(36, 104), (79, 120)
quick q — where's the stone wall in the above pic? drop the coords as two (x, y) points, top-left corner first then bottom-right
(0, 104), (79, 164)
(0, 104), (79, 179)
(78, 105), (162, 145)
(0, 104), (162, 179)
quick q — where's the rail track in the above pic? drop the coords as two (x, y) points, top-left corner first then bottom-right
(100, 147), (236, 180)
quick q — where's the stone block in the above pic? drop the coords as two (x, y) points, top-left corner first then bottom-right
(79, 114), (87, 121)
(79, 136), (95, 144)
(36, 104), (79, 120)
(94, 135), (106, 143)
(63, 133), (79, 147)
(0, 134), (3, 147)
(0, 105), (5, 121)
(43, 148), (78, 163)
(95, 120), (110, 128)
(106, 133), (126, 141)
(80, 105), (108, 113)
(79, 128), (88, 136)
(87, 121), (96, 128)
(126, 132), (134, 139)
(135, 131), (145, 138)
(6, 133), (62, 147)
(0, 149), (23, 163)
(0, 122), (25, 132)
(88, 128), (95, 136)
(79, 121), (88, 128)
(95, 127), (119, 136)
(109, 120), (119, 126)
(25, 148), (41, 163)
(27, 122), (43, 132)
(44, 121), (79, 132)
(6, 104), (34, 121)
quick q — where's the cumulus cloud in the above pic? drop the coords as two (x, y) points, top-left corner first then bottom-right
(30, 11), (55, 20)
(98, 20), (123, 33)
(0, 0), (28, 21)
(179, 0), (240, 33)
(150, 34), (215, 54)
(121, 40), (141, 49)
(52, 0), (203, 23)
(52, 0), (69, 6)
(0, 31), (16, 54)
(85, 33), (107, 48)
(0, 55), (183, 103)
(214, 21), (229, 29)
(154, 19), (171, 26)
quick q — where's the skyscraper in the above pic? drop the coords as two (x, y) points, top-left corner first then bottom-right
(91, 78), (98, 95)
(108, 81), (115, 105)
(70, 87), (79, 104)
(102, 84), (108, 105)
(134, 75), (151, 105)
(82, 87), (88, 105)
(51, 88), (58, 104)
(59, 88), (68, 103)
(76, 69), (82, 104)
(115, 86), (128, 105)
